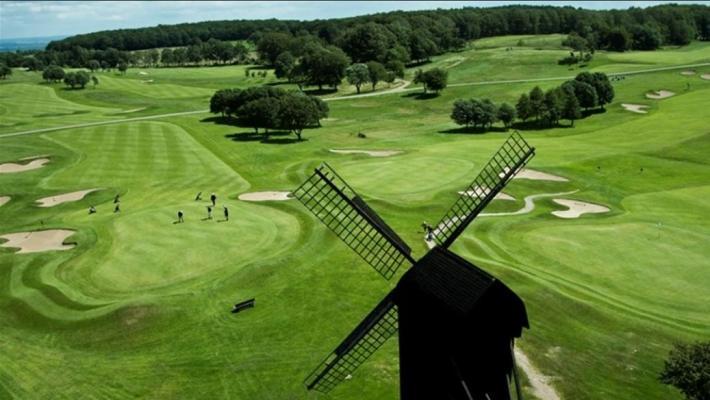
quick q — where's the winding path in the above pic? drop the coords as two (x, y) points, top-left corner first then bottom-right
(2, 62), (708, 139)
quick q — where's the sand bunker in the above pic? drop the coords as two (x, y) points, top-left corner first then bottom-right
(238, 191), (292, 202)
(701, 74), (710, 80)
(114, 107), (146, 114)
(0, 229), (76, 254)
(330, 149), (402, 157)
(0, 196), (9, 207)
(36, 188), (100, 207)
(646, 90), (675, 100)
(0, 158), (50, 174)
(138, 71), (149, 75)
(621, 103), (649, 114)
(459, 187), (515, 201)
(20, 154), (50, 161)
(680, 70), (696, 76)
(551, 199), (609, 219)
(499, 167), (568, 182)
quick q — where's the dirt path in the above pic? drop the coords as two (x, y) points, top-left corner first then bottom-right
(515, 348), (561, 400)
(2, 62), (707, 139)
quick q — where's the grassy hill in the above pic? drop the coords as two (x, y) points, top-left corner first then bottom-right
(1, 35), (709, 399)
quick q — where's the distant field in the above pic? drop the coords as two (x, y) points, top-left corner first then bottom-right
(1, 35), (709, 399)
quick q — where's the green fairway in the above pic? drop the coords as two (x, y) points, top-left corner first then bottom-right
(1, 35), (709, 399)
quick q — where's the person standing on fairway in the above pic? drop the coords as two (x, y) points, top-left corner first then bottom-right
(114, 194), (120, 203)
(223, 206), (229, 221)
(195, 192), (202, 201)
(207, 205), (213, 220)
(89, 205), (96, 214)
(210, 193), (217, 206)
(177, 210), (184, 223)
(114, 203), (120, 213)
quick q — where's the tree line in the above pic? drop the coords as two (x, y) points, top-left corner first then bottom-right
(451, 72), (614, 131)
(209, 86), (328, 140)
(45, 4), (709, 59)
(0, 38), (247, 70)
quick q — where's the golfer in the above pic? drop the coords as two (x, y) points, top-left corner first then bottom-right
(89, 205), (96, 214)
(114, 203), (120, 213)
(210, 193), (217, 206)
(178, 210), (184, 223)
(207, 205), (213, 219)
(195, 191), (202, 201)
(223, 206), (229, 221)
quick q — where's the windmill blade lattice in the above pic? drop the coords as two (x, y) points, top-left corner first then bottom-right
(304, 295), (398, 393)
(434, 132), (535, 248)
(293, 163), (414, 280)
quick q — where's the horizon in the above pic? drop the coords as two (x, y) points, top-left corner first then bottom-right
(2, 1), (709, 40)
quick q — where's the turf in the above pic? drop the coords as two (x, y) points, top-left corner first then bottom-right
(0, 35), (709, 399)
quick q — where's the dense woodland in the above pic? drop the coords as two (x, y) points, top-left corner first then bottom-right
(1, 4), (708, 71)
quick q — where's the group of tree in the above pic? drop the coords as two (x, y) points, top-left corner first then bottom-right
(451, 72), (613, 131)
(42, 4), (708, 59)
(63, 71), (91, 89)
(413, 68), (449, 94)
(156, 39), (248, 67)
(209, 86), (328, 140)
(345, 61), (395, 93)
(451, 98), (517, 130)
(0, 63), (12, 79)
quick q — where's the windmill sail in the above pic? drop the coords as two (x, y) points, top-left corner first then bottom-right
(293, 163), (414, 279)
(304, 295), (398, 393)
(434, 132), (535, 248)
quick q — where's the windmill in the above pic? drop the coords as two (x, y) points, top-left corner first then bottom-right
(293, 132), (535, 400)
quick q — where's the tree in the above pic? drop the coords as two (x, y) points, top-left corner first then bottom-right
(668, 19), (694, 46)
(118, 62), (128, 75)
(479, 99), (498, 128)
(21, 57), (43, 71)
(563, 79), (598, 110)
(451, 99), (475, 127)
(43, 65), (65, 83)
(274, 51), (295, 79)
(366, 61), (386, 91)
(541, 89), (562, 126)
(415, 68), (448, 94)
(497, 102), (516, 129)
(300, 43), (350, 90)
(346, 63), (370, 94)
(64, 71), (90, 89)
(632, 25), (662, 50)
(236, 97), (281, 136)
(87, 59), (101, 72)
(562, 33), (589, 52)
(210, 89), (240, 117)
(604, 27), (632, 52)
(276, 93), (321, 140)
(516, 93), (532, 122)
(561, 86), (581, 126)
(528, 86), (545, 121)
(338, 22), (396, 63)
(257, 32), (292, 66)
(659, 341), (710, 400)
(385, 60), (405, 79)
(576, 72), (614, 109)
(91, 75), (99, 88)
(0, 64), (11, 79)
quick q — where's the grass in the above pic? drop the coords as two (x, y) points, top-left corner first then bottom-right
(0, 35), (709, 399)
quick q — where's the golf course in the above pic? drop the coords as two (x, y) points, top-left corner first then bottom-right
(1, 33), (709, 400)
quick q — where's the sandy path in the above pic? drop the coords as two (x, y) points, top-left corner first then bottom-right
(701, 74), (710, 80)
(0, 229), (76, 254)
(0, 158), (50, 173)
(515, 348), (561, 400)
(621, 103), (649, 114)
(36, 188), (100, 207)
(329, 149), (402, 157)
(238, 191), (292, 201)
(551, 199), (609, 219)
(0, 196), (9, 207)
(680, 70), (696, 76)
(325, 79), (412, 101)
(646, 90), (675, 99)
(516, 169), (568, 182)
(113, 107), (147, 114)
(459, 186), (515, 201)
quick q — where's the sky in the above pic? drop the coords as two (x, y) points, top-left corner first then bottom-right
(1, 1), (708, 40)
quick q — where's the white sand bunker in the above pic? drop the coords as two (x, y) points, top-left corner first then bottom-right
(0, 196), (10, 207)
(238, 191), (292, 202)
(646, 90), (675, 100)
(680, 70), (696, 76)
(0, 158), (50, 174)
(499, 167), (568, 182)
(621, 103), (649, 114)
(20, 154), (50, 161)
(0, 229), (76, 254)
(114, 107), (146, 114)
(551, 199), (609, 219)
(36, 188), (100, 207)
(459, 187), (515, 201)
(701, 74), (710, 80)
(330, 149), (402, 157)
(138, 71), (149, 75)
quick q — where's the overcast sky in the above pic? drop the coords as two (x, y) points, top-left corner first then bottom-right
(2, 1), (707, 39)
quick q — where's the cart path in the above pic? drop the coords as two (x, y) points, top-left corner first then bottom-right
(515, 348), (561, 400)
(2, 62), (708, 139)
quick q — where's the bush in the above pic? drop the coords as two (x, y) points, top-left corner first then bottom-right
(660, 341), (710, 400)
